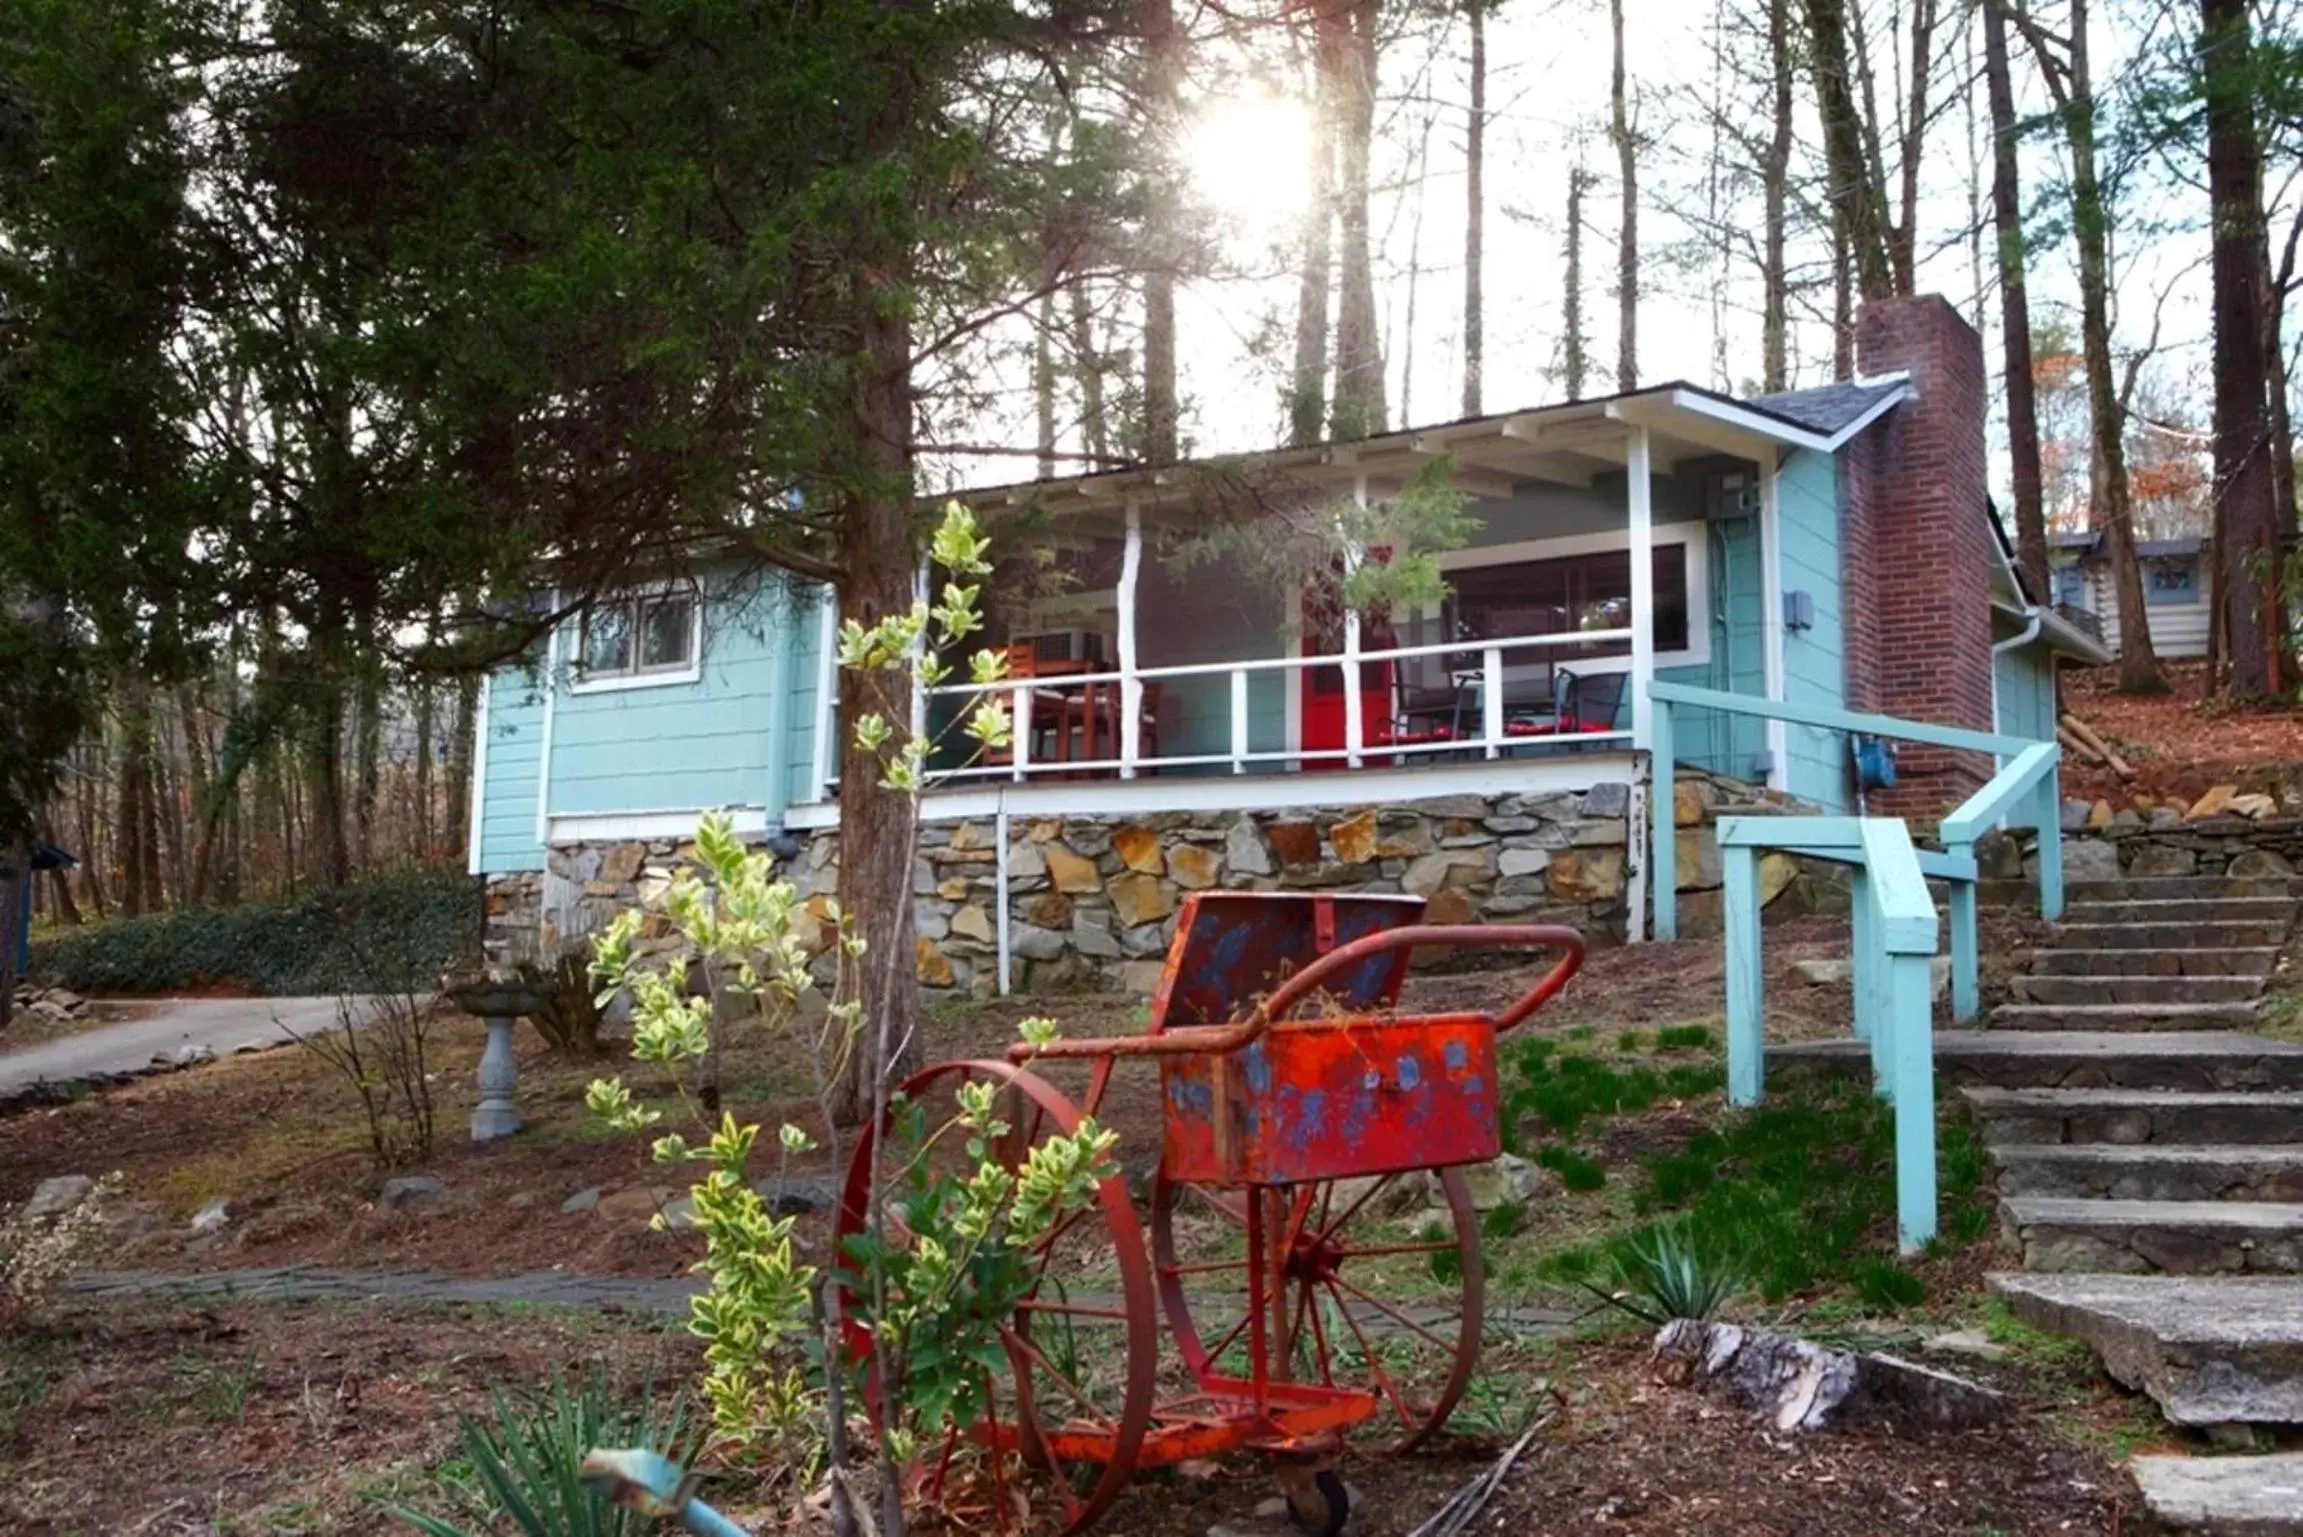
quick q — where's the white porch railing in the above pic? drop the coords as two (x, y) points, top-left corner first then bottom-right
(920, 628), (1636, 782)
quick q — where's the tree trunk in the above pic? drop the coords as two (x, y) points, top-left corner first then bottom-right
(74, 740), (105, 919)
(0, 841), (23, 1031)
(1289, 44), (1335, 450)
(1609, 0), (1637, 390)
(118, 681), (153, 918)
(308, 674), (353, 888)
(1068, 280), (1112, 464)
(1804, 0), (1896, 300)
(353, 664), (382, 871)
(1564, 165), (1589, 398)
(42, 821), (81, 928)
(1832, 207), (1855, 380)
(1461, 0), (1485, 417)
(1761, 0), (1792, 393)
(413, 681), (434, 859)
(2202, 0), (2281, 698)
(829, 288), (923, 1131)
(1141, 0), (1181, 466)
(448, 675), (476, 865)
(1035, 288), (1059, 480)
(1891, 0), (1938, 295)
(1983, 0), (2049, 601)
(1328, 0), (1385, 440)
(2067, 1), (2160, 691)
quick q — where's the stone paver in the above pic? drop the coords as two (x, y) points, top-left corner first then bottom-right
(1990, 1273), (2303, 1427)
(1985, 875), (2303, 1532)
(2130, 1452), (2303, 1534)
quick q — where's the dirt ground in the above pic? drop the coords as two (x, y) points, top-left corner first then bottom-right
(0, 1300), (2143, 1537)
(0, 911), (2148, 1537)
(0, 912), (2049, 1285)
(0, 920), (1862, 1279)
(2061, 660), (2303, 806)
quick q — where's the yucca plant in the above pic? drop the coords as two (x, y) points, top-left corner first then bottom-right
(1586, 1225), (1743, 1327)
(384, 1372), (694, 1537)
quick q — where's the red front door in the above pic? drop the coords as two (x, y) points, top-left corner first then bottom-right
(1298, 574), (1394, 770)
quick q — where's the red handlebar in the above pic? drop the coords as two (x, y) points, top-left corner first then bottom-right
(1008, 923), (1585, 1063)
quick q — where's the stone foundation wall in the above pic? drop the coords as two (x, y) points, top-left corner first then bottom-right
(1979, 808), (2303, 886)
(482, 771), (1829, 996)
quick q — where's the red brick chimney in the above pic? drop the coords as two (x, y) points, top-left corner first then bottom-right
(1843, 294), (1998, 814)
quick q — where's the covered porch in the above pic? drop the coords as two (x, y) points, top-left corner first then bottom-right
(838, 383), (1857, 809)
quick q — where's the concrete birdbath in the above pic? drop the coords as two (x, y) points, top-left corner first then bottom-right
(445, 979), (548, 1142)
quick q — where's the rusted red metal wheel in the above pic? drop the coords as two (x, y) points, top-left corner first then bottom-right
(1150, 1165), (1484, 1453)
(834, 1059), (1158, 1536)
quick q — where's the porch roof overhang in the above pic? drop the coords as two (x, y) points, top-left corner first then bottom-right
(951, 380), (1889, 523)
(1992, 594), (2116, 666)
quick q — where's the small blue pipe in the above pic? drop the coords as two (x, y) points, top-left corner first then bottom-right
(579, 1449), (751, 1537)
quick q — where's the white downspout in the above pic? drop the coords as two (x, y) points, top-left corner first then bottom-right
(1990, 606), (2045, 761)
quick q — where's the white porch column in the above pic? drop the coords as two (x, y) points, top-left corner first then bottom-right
(1758, 456), (1789, 790)
(909, 559), (929, 747)
(807, 586), (838, 804)
(1118, 500), (1143, 778)
(1627, 427), (1656, 753)
(533, 593), (559, 846)
(1342, 475), (1367, 769)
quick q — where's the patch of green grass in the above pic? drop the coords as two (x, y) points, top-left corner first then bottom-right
(1653, 1025), (1714, 1052)
(1616, 1029), (1644, 1052)
(1533, 1144), (1607, 1192)
(1979, 1295), (2094, 1371)
(1499, 1037), (1721, 1148)
(0, 1334), (69, 1443)
(2261, 985), (2303, 1046)
(1535, 1081), (1989, 1312)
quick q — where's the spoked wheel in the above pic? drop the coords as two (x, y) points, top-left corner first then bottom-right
(1150, 1166), (1484, 1452)
(834, 1060), (1157, 1536)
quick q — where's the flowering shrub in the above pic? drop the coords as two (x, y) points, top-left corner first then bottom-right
(584, 504), (1119, 1511)
(1, 1173), (123, 1329)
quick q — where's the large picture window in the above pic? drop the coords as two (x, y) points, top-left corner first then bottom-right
(576, 590), (700, 686)
(1442, 544), (1690, 654)
(2145, 558), (2198, 607)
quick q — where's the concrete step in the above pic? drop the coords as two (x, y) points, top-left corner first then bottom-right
(2064, 896), (2300, 926)
(2055, 919), (2292, 950)
(1966, 1088), (2303, 1147)
(1995, 1145), (2303, 1202)
(1989, 1002), (2267, 1033)
(2001, 1196), (2303, 1274)
(2026, 947), (2282, 978)
(2130, 1452), (2303, 1533)
(1991, 1273), (2303, 1428)
(1769, 1031), (2303, 1092)
(2068, 876), (2303, 903)
(2013, 975), (2267, 1007)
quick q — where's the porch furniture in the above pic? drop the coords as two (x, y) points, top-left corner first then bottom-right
(1504, 666), (1626, 746)
(979, 646), (1087, 768)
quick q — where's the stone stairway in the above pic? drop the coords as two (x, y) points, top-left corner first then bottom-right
(1774, 873), (2303, 1532)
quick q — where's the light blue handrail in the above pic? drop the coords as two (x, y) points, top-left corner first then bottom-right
(1646, 679), (2062, 954)
(1718, 814), (1941, 1250)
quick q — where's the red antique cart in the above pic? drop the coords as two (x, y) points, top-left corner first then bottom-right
(836, 891), (1584, 1534)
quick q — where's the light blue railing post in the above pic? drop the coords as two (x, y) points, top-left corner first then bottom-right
(1651, 694), (1677, 940)
(1857, 818), (1939, 1253)
(1945, 867), (1980, 1022)
(1722, 842), (1763, 1106)
(2036, 771), (2065, 920)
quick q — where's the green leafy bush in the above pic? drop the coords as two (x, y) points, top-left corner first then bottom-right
(384, 1373), (692, 1537)
(28, 869), (477, 995)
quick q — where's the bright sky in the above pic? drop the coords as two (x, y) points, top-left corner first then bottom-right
(933, 0), (2224, 507)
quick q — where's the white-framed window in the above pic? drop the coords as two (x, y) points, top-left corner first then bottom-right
(571, 588), (703, 691)
(1425, 526), (1713, 677)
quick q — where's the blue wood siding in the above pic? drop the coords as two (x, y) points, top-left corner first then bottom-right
(1777, 449), (1849, 811)
(475, 572), (819, 873)
(1657, 509), (1767, 779)
(1993, 621), (2058, 745)
(478, 665), (547, 873)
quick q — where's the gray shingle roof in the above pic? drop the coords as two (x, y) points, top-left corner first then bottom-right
(1745, 378), (1907, 436)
